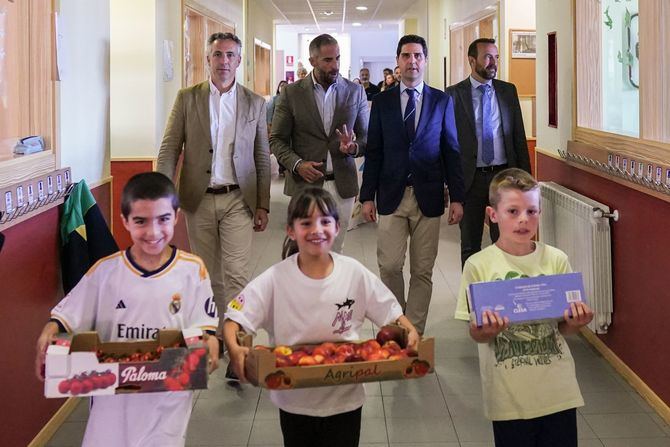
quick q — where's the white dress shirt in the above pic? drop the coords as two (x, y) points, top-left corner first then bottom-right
(469, 76), (507, 167)
(312, 71), (338, 173)
(399, 81), (424, 129)
(209, 79), (238, 186)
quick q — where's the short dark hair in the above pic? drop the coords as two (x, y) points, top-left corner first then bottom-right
(359, 67), (369, 73)
(207, 32), (242, 53)
(121, 172), (179, 218)
(383, 67), (392, 74)
(309, 34), (338, 58)
(275, 80), (288, 95)
(282, 187), (339, 259)
(468, 38), (496, 59)
(396, 35), (428, 58)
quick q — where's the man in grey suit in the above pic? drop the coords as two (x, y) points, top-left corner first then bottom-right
(446, 38), (531, 266)
(270, 33), (368, 253)
(157, 32), (270, 331)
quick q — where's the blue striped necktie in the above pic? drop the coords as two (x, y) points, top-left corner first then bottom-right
(404, 88), (416, 141)
(477, 84), (494, 165)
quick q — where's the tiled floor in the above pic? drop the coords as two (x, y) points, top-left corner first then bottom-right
(47, 180), (670, 447)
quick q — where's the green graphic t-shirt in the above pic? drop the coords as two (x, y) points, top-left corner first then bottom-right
(455, 242), (584, 421)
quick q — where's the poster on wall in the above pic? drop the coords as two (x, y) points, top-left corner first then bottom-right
(286, 55), (294, 66)
(286, 71), (295, 83)
(511, 31), (536, 58)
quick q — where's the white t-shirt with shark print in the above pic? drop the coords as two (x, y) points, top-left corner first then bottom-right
(225, 252), (402, 417)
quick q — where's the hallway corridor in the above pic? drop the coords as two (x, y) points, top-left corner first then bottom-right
(46, 180), (670, 447)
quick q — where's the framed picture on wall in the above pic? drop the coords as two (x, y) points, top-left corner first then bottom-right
(511, 30), (536, 58)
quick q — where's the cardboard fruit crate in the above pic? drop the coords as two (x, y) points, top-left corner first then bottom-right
(44, 328), (209, 398)
(239, 326), (435, 390)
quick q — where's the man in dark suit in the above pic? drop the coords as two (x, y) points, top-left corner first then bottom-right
(270, 34), (368, 253)
(446, 38), (531, 266)
(360, 35), (465, 334)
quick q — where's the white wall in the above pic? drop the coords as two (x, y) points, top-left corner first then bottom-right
(350, 28), (400, 84)
(155, 0), (182, 151)
(58, 0), (111, 184)
(536, 0), (573, 152)
(110, 0), (157, 158)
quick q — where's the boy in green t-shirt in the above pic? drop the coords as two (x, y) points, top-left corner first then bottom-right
(455, 168), (593, 447)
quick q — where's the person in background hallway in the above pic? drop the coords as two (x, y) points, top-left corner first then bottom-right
(393, 65), (401, 83)
(296, 66), (308, 80)
(455, 168), (592, 447)
(267, 80), (288, 133)
(380, 73), (398, 92)
(267, 80), (289, 176)
(360, 34), (465, 335)
(270, 33), (369, 253)
(156, 33), (270, 380)
(377, 67), (393, 89)
(446, 38), (531, 267)
(359, 67), (380, 100)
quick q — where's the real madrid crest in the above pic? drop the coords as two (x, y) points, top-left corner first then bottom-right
(169, 293), (182, 314)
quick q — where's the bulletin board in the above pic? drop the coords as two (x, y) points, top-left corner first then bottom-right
(508, 29), (536, 96)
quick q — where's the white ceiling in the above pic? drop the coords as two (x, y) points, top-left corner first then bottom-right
(257, 0), (416, 32)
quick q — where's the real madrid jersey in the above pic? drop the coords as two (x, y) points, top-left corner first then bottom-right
(52, 247), (218, 340)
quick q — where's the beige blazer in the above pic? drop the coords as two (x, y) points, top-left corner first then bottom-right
(157, 81), (271, 214)
(269, 75), (368, 199)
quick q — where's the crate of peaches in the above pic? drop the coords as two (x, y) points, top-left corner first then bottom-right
(44, 328), (209, 398)
(240, 325), (434, 389)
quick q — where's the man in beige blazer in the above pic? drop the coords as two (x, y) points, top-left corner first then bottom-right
(270, 34), (368, 252)
(157, 33), (270, 335)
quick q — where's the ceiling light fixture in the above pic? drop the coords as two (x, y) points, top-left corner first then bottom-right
(355, 6), (368, 11)
(352, 22), (362, 27)
(322, 10), (334, 16)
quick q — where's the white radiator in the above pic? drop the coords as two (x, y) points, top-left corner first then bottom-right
(539, 182), (614, 334)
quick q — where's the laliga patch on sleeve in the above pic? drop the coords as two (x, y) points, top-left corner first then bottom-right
(228, 294), (245, 312)
(204, 297), (218, 318)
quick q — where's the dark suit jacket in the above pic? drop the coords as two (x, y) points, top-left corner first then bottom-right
(360, 85), (465, 218)
(446, 78), (531, 192)
(269, 75), (368, 199)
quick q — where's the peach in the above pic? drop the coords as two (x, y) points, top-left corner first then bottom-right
(298, 355), (317, 366)
(273, 345), (292, 356)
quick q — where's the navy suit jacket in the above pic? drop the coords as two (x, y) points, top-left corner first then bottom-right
(360, 84), (465, 218)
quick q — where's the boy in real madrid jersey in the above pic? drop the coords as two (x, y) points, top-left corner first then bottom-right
(35, 172), (219, 447)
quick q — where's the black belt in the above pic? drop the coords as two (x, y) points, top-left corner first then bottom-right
(324, 173), (335, 181)
(475, 164), (508, 173)
(206, 185), (240, 194)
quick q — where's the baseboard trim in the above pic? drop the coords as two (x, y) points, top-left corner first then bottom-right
(28, 397), (81, 447)
(581, 328), (670, 425)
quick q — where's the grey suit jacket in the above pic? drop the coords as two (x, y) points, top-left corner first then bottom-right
(269, 75), (369, 199)
(157, 81), (271, 214)
(446, 78), (531, 192)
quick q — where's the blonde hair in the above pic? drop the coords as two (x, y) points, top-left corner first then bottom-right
(488, 168), (538, 208)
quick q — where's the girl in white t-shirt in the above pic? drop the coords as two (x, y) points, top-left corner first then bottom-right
(224, 187), (419, 447)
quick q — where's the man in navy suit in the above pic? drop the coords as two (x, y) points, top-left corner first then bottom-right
(446, 38), (531, 266)
(360, 35), (465, 334)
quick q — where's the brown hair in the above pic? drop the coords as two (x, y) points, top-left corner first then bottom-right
(488, 168), (538, 208)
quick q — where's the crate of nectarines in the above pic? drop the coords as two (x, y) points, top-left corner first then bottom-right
(239, 325), (434, 389)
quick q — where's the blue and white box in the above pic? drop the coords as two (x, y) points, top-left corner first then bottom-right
(468, 272), (586, 326)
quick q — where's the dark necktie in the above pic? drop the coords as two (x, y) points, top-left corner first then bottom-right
(477, 84), (494, 165)
(404, 88), (416, 141)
